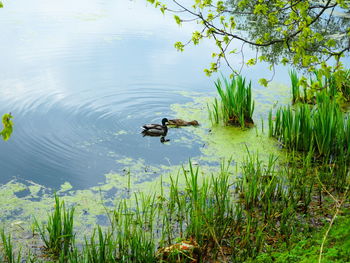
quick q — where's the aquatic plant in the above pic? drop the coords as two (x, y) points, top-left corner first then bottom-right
(83, 227), (116, 263)
(341, 69), (350, 101)
(2, 154), (349, 262)
(0, 230), (21, 263)
(114, 198), (157, 262)
(209, 75), (254, 128)
(34, 194), (75, 257)
(290, 69), (306, 103)
(290, 68), (350, 104)
(269, 92), (350, 160)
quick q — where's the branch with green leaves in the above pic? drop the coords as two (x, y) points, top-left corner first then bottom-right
(146, 0), (350, 85)
(1, 113), (13, 141)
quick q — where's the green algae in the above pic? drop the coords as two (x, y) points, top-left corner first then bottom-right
(58, 182), (73, 193)
(113, 130), (127, 136)
(115, 157), (136, 166)
(1, 181), (105, 226)
(28, 183), (43, 198)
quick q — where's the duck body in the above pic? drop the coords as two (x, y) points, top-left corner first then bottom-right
(168, 119), (199, 127)
(142, 118), (169, 136)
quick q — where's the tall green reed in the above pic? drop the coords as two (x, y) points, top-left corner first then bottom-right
(269, 92), (350, 159)
(34, 194), (75, 257)
(290, 68), (350, 104)
(83, 227), (116, 263)
(209, 75), (255, 128)
(290, 69), (304, 103)
(111, 198), (157, 262)
(0, 230), (21, 263)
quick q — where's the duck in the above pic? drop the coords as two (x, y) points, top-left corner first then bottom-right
(142, 118), (169, 136)
(168, 119), (199, 127)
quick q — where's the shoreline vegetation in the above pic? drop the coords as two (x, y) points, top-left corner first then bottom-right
(1, 72), (350, 262)
(0, 152), (349, 262)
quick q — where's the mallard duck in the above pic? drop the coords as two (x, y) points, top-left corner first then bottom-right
(168, 119), (199, 127)
(142, 118), (169, 136)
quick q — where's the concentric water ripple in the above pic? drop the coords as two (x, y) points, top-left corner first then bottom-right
(2, 0), (293, 190)
(0, 77), (204, 188)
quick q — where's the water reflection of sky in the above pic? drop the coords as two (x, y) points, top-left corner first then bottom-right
(0, 0), (292, 190)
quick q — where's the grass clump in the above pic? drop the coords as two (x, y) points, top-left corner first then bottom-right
(0, 230), (21, 263)
(289, 68), (350, 104)
(34, 194), (75, 258)
(112, 196), (157, 262)
(208, 75), (254, 128)
(269, 92), (350, 160)
(290, 69), (307, 104)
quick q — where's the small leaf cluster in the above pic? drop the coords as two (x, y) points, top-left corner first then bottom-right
(0, 113), (13, 141)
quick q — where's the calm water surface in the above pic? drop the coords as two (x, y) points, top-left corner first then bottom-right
(0, 0), (289, 190)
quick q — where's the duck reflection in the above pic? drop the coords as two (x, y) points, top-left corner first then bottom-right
(160, 136), (170, 143)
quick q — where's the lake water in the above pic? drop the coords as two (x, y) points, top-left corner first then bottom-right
(0, 0), (290, 190)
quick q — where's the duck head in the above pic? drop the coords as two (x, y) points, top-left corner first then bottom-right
(161, 118), (169, 126)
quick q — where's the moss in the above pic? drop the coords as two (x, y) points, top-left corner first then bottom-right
(250, 214), (350, 263)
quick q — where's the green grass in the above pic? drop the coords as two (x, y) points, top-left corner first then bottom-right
(289, 68), (350, 104)
(269, 92), (350, 161)
(290, 69), (306, 104)
(0, 229), (21, 263)
(1, 153), (349, 262)
(341, 69), (350, 101)
(209, 75), (255, 128)
(249, 214), (350, 263)
(34, 194), (75, 258)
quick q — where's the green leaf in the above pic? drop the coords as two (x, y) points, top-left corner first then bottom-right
(174, 15), (181, 25)
(258, 55), (267, 62)
(258, 78), (268, 87)
(281, 57), (289, 65)
(207, 13), (214, 21)
(217, 1), (225, 12)
(246, 58), (256, 66)
(0, 1), (3, 8)
(254, 4), (268, 15)
(204, 68), (212, 76)
(229, 16), (236, 29)
(160, 5), (166, 14)
(326, 39), (337, 47)
(223, 35), (230, 44)
(0, 113), (13, 141)
(210, 62), (218, 72)
(192, 31), (202, 45)
(174, 41), (184, 52)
